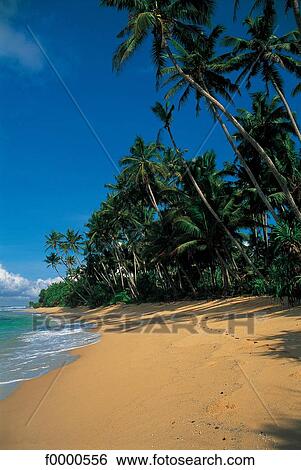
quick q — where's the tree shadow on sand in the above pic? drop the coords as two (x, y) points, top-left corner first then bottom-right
(259, 330), (301, 362)
(263, 418), (301, 449)
(82, 296), (290, 334)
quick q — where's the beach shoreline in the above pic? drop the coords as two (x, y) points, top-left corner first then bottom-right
(1, 296), (301, 450)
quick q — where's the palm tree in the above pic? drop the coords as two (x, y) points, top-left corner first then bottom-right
(289, 0), (301, 34)
(151, 99), (263, 273)
(161, 28), (280, 222)
(45, 252), (62, 277)
(65, 229), (83, 254)
(172, 152), (251, 291)
(235, 92), (298, 177)
(151, 101), (178, 149)
(224, 7), (301, 142)
(234, 0), (301, 35)
(120, 136), (168, 214)
(102, 0), (301, 221)
(234, 92), (300, 220)
(45, 232), (88, 303)
(270, 220), (301, 303)
(45, 231), (63, 252)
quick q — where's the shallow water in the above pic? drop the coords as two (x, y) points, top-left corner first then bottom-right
(0, 307), (100, 399)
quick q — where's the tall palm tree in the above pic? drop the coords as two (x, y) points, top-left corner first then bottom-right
(45, 231), (63, 252)
(45, 230), (89, 302)
(45, 252), (62, 277)
(102, 0), (301, 221)
(224, 7), (301, 142)
(172, 152), (251, 290)
(161, 28), (280, 222)
(45, 252), (87, 303)
(151, 99), (262, 273)
(120, 136), (167, 214)
(234, 92), (300, 218)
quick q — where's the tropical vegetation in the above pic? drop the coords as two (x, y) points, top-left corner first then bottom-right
(37, 0), (301, 308)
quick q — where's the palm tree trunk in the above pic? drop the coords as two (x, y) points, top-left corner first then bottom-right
(111, 269), (118, 287)
(54, 266), (87, 303)
(216, 249), (231, 292)
(180, 266), (197, 296)
(115, 244), (138, 298)
(101, 261), (115, 287)
(146, 181), (161, 215)
(185, 163), (263, 275)
(133, 252), (138, 282)
(273, 80), (301, 143)
(262, 213), (269, 251)
(164, 42), (301, 223)
(210, 263), (216, 290)
(116, 260), (125, 289)
(209, 103), (280, 223)
(292, 0), (301, 34)
(192, 255), (203, 281)
(166, 112), (263, 276)
(167, 126), (179, 151)
(95, 264), (115, 294)
(156, 264), (167, 291)
(100, 262), (111, 284)
(61, 258), (92, 298)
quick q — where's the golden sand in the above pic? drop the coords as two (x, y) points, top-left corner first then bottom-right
(1, 296), (301, 449)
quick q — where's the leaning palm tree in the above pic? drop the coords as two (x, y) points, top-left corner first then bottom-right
(172, 165), (247, 291)
(151, 100), (261, 273)
(101, 0), (301, 222)
(161, 28), (279, 222)
(234, 92), (300, 218)
(45, 233), (88, 303)
(45, 252), (62, 277)
(224, 7), (301, 142)
(64, 229), (84, 267)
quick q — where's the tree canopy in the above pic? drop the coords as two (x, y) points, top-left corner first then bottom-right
(38, 1), (301, 308)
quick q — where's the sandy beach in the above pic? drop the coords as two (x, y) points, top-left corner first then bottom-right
(1, 296), (301, 449)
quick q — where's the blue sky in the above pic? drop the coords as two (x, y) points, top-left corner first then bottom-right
(0, 0), (299, 304)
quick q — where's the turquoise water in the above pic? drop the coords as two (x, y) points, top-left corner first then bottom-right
(0, 308), (100, 400)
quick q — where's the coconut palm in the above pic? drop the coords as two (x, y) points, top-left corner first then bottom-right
(151, 100), (261, 272)
(45, 231), (63, 252)
(234, 92), (301, 226)
(151, 101), (178, 149)
(224, 7), (301, 142)
(65, 229), (83, 254)
(234, 0), (301, 35)
(119, 136), (168, 214)
(270, 220), (301, 303)
(161, 28), (280, 222)
(171, 152), (250, 291)
(102, 0), (301, 221)
(45, 252), (62, 275)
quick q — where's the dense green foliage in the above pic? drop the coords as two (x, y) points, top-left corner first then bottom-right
(38, 1), (301, 308)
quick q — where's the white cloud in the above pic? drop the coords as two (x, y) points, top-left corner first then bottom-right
(0, 264), (60, 300)
(0, 0), (44, 71)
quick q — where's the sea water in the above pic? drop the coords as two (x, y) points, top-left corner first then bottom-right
(0, 307), (100, 400)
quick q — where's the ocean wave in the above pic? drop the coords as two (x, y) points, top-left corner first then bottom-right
(0, 310), (100, 399)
